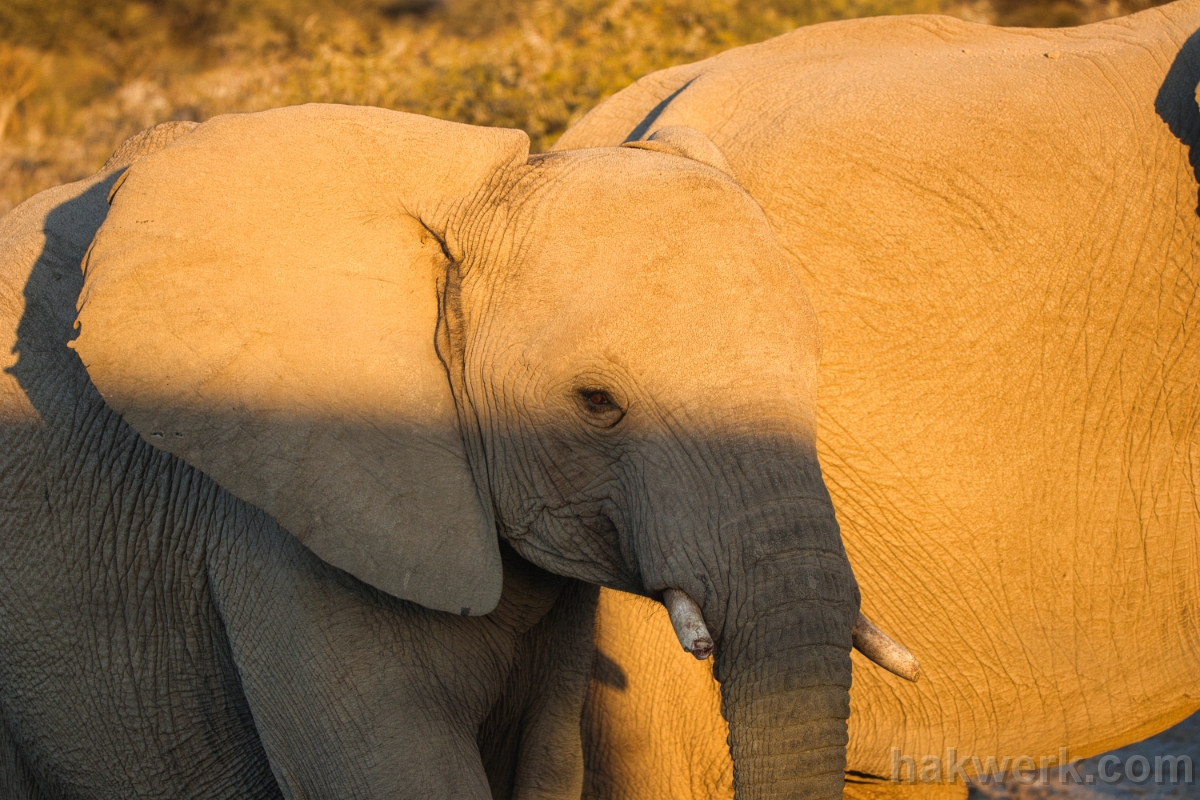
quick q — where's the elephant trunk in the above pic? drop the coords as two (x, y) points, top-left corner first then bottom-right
(711, 512), (857, 800)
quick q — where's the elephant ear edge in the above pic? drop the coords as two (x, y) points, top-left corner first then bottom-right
(73, 105), (530, 617)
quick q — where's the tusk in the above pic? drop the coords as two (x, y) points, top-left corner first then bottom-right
(852, 612), (920, 682)
(662, 588), (714, 660)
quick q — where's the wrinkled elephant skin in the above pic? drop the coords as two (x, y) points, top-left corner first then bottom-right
(555, 2), (1200, 797)
(0, 99), (860, 798)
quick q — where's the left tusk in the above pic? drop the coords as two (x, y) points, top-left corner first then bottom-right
(662, 588), (714, 660)
(852, 612), (920, 682)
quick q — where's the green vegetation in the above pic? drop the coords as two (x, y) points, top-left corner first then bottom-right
(0, 0), (1168, 212)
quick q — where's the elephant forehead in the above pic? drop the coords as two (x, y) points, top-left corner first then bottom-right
(492, 243), (819, 389)
(493, 153), (819, 362)
(520, 148), (766, 250)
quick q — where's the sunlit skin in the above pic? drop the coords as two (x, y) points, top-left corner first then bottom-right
(557, 2), (1200, 797)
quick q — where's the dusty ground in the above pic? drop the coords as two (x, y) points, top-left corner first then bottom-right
(969, 711), (1200, 798)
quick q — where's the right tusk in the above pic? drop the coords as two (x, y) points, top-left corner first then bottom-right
(662, 588), (714, 660)
(852, 612), (920, 682)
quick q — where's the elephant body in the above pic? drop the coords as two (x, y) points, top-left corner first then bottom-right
(1, 86), (866, 795)
(556, 1), (1200, 794)
(9, 3), (1195, 796)
(0, 124), (598, 799)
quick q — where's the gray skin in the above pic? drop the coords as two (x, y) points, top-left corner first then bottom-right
(0, 109), (857, 799)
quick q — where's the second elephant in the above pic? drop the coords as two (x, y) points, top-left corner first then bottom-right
(556, 3), (1200, 797)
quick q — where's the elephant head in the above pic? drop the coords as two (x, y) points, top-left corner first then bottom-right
(72, 105), (912, 799)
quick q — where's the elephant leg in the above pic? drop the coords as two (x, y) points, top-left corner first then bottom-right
(479, 578), (599, 800)
(0, 713), (47, 800)
(208, 509), (500, 799)
(210, 512), (599, 800)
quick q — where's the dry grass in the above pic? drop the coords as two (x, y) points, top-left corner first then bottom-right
(0, 0), (1169, 213)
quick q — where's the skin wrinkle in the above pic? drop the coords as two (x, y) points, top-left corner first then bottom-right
(819, 428), (992, 673)
(21, 391), (272, 794)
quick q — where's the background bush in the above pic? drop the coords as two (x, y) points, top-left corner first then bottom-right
(0, 0), (1169, 212)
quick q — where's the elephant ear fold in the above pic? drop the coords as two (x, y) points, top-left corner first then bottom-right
(73, 105), (530, 617)
(622, 126), (735, 178)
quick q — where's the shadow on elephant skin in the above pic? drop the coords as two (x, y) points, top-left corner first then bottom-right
(9, 176), (114, 424)
(1155, 26), (1200, 215)
(624, 78), (698, 143)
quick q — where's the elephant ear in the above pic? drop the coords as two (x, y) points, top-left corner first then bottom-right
(73, 105), (530, 616)
(622, 126), (734, 178)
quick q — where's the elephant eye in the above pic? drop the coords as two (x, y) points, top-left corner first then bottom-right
(576, 388), (625, 428)
(585, 391), (613, 407)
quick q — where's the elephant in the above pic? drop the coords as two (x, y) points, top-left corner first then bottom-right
(0, 98), (917, 795)
(553, 1), (1200, 798)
